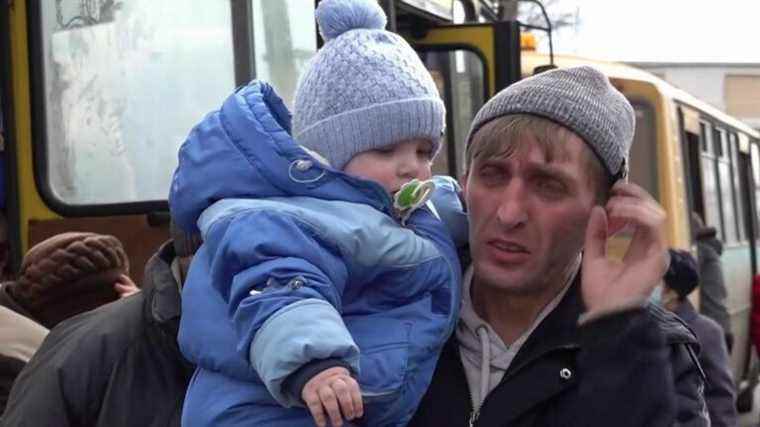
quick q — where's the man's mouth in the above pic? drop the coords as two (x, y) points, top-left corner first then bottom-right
(489, 239), (530, 254)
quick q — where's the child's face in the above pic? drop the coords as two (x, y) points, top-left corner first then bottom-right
(343, 139), (434, 194)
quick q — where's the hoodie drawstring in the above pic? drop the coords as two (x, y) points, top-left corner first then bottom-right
(477, 325), (490, 407)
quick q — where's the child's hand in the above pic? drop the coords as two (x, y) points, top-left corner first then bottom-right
(302, 366), (363, 427)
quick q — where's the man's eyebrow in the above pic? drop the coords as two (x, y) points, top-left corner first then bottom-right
(529, 164), (574, 182)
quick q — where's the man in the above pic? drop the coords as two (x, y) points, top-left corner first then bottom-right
(0, 224), (200, 426)
(660, 249), (737, 427)
(410, 66), (707, 426)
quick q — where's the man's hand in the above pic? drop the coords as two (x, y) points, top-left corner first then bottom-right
(302, 366), (363, 427)
(581, 181), (670, 316)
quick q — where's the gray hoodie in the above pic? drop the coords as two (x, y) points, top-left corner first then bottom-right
(456, 258), (579, 409)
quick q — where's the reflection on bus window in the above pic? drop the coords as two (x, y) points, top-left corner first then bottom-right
(628, 102), (658, 200)
(251, 0), (317, 108)
(40, 1), (316, 206)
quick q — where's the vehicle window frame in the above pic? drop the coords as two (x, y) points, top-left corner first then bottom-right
(714, 126), (739, 244)
(626, 99), (659, 201)
(414, 44), (489, 179)
(699, 120), (725, 240)
(728, 132), (747, 242)
(26, 1), (315, 216)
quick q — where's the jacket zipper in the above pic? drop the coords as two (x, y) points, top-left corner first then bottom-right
(465, 344), (580, 427)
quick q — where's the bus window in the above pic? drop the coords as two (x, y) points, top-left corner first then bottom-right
(419, 48), (486, 178)
(729, 133), (747, 241)
(700, 122), (723, 240)
(37, 1), (316, 208)
(628, 102), (658, 200)
(715, 128), (739, 244)
(251, 0), (318, 108)
(752, 143), (760, 239)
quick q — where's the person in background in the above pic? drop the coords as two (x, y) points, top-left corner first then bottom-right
(692, 212), (733, 352)
(0, 223), (201, 426)
(0, 306), (47, 416)
(660, 248), (738, 427)
(0, 231), (137, 329)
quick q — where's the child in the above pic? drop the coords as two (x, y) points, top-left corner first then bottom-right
(168, 0), (463, 426)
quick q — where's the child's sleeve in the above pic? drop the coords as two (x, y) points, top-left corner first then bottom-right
(203, 209), (360, 407)
(422, 175), (469, 249)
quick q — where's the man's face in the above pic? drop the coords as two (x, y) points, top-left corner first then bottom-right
(463, 131), (599, 296)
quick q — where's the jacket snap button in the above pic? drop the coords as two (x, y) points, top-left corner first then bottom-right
(289, 277), (305, 290)
(560, 368), (572, 380)
(295, 160), (312, 171)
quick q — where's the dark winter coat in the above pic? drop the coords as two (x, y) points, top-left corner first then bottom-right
(696, 234), (732, 349)
(409, 276), (709, 427)
(675, 300), (737, 427)
(0, 242), (193, 427)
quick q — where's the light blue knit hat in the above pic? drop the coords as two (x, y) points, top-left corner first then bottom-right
(292, 0), (446, 170)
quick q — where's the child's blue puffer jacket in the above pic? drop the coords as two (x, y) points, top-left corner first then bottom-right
(169, 81), (462, 426)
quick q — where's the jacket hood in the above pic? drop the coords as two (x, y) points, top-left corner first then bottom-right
(168, 81), (392, 233)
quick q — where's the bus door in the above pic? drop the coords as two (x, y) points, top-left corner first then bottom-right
(5, 0), (318, 281)
(404, 22), (521, 178)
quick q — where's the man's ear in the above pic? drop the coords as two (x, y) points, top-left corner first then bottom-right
(458, 172), (469, 212)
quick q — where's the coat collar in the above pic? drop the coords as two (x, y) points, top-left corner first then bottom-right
(505, 275), (584, 378)
(473, 276), (584, 424)
(674, 299), (698, 323)
(143, 241), (183, 340)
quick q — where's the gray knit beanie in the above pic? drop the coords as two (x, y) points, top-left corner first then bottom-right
(467, 66), (635, 178)
(292, 0), (446, 170)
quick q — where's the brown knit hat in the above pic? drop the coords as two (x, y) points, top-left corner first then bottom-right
(7, 232), (130, 328)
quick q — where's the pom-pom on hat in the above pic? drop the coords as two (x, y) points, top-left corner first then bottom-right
(293, 0), (446, 171)
(6, 232), (130, 328)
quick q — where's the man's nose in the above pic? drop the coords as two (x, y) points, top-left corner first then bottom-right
(496, 181), (528, 229)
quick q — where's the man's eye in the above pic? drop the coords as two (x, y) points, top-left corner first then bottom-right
(536, 179), (565, 195)
(479, 166), (503, 180)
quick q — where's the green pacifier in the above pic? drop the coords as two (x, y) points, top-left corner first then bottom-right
(393, 179), (436, 224)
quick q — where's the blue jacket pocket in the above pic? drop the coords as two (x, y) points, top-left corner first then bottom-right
(344, 316), (411, 400)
